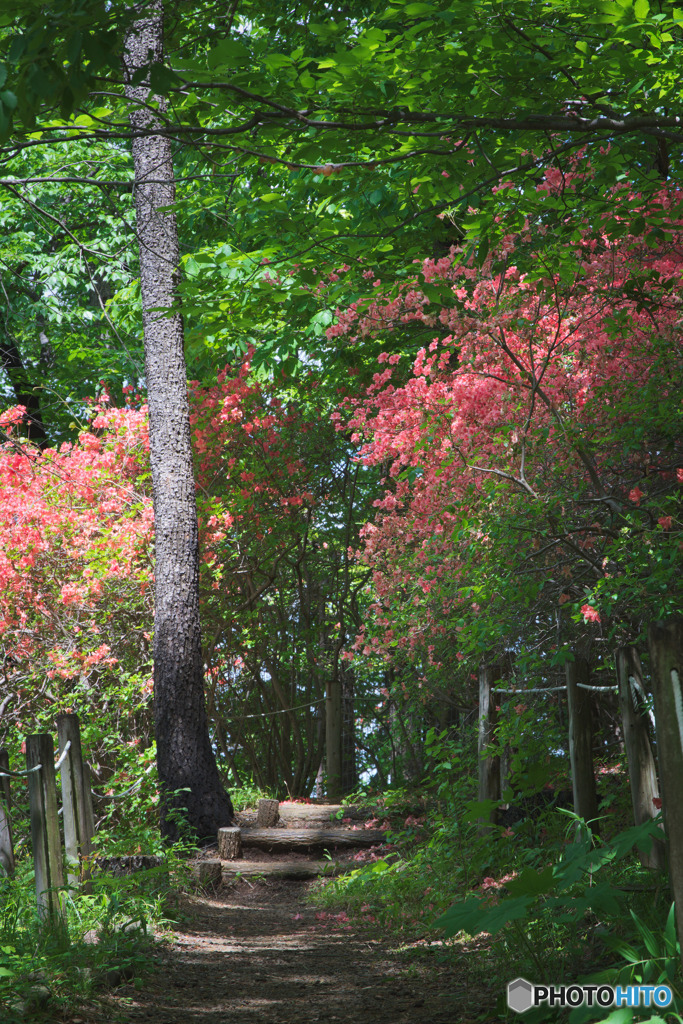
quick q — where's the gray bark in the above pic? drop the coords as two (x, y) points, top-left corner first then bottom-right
(123, 3), (232, 840)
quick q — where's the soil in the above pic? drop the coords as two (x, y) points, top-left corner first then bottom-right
(75, 806), (499, 1024)
(94, 878), (489, 1024)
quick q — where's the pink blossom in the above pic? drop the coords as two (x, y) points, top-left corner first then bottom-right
(581, 603), (601, 623)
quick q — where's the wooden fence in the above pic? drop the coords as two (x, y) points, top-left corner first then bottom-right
(0, 712), (96, 924)
(477, 620), (683, 879)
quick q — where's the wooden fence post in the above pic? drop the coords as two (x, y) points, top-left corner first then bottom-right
(57, 713), (94, 889)
(0, 748), (15, 876)
(615, 646), (665, 870)
(478, 662), (500, 830)
(25, 733), (66, 924)
(82, 762), (96, 846)
(565, 655), (599, 832)
(648, 618), (683, 967)
(500, 743), (513, 799)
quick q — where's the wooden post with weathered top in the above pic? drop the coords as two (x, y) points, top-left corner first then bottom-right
(26, 733), (66, 924)
(257, 798), (280, 827)
(615, 646), (665, 870)
(478, 662), (500, 830)
(648, 618), (683, 967)
(0, 748), (15, 876)
(218, 826), (242, 860)
(57, 713), (94, 889)
(565, 655), (599, 833)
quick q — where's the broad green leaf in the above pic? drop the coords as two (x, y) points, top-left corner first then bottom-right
(436, 894), (534, 938)
(504, 865), (555, 897)
(404, 2), (433, 14)
(207, 38), (250, 69)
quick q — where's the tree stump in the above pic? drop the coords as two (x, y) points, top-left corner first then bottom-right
(218, 826), (242, 860)
(189, 858), (222, 886)
(257, 799), (280, 827)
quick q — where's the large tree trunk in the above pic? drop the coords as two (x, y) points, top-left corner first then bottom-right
(123, 4), (233, 840)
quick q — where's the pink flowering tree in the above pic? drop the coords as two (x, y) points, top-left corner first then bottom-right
(0, 399), (159, 837)
(330, 188), (682, 706)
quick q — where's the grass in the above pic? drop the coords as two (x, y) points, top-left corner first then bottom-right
(0, 852), (183, 1022)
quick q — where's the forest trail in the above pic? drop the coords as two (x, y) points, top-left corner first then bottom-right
(101, 879), (479, 1024)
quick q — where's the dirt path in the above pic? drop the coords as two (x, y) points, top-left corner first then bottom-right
(100, 880), (479, 1024)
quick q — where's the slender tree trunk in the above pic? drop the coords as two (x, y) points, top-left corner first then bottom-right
(566, 655), (599, 832)
(123, 3), (233, 840)
(615, 646), (665, 870)
(326, 669), (343, 802)
(341, 663), (357, 795)
(477, 662), (499, 831)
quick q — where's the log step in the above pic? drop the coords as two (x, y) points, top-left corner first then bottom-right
(278, 803), (365, 821)
(240, 827), (386, 851)
(221, 859), (355, 880)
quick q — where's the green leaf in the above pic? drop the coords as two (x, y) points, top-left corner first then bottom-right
(630, 910), (662, 958)
(504, 865), (555, 897)
(207, 38), (250, 70)
(149, 64), (182, 94)
(581, 1011), (635, 1024)
(0, 90), (17, 112)
(664, 902), (677, 945)
(8, 35), (26, 62)
(476, 235), (489, 266)
(634, 0), (650, 20)
(436, 894), (533, 938)
(264, 54), (294, 70)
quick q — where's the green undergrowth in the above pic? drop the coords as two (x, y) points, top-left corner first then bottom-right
(310, 785), (683, 1023)
(228, 780), (274, 813)
(0, 850), (187, 1023)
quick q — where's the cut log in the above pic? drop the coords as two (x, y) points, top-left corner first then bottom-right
(221, 859), (355, 880)
(189, 858), (222, 886)
(217, 826), (242, 860)
(278, 803), (365, 822)
(240, 827), (385, 852)
(256, 799), (280, 827)
(94, 855), (165, 876)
